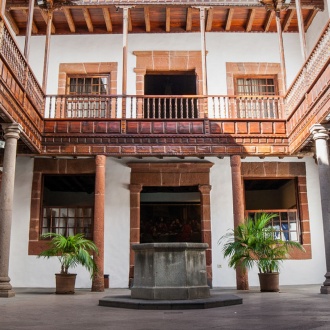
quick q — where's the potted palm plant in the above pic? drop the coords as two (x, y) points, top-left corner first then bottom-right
(219, 212), (305, 292)
(38, 233), (98, 294)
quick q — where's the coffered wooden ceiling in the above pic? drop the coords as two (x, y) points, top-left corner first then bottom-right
(5, 0), (324, 35)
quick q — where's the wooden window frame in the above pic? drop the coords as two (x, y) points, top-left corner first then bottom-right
(234, 75), (279, 96)
(66, 74), (110, 95)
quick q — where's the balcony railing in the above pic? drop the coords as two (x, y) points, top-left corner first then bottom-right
(44, 94), (284, 119)
(0, 19), (44, 115)
(285, 20), (330, 117)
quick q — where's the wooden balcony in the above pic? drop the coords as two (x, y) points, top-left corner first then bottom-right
(0, 17), (329, 158)
(44, 94), (284, 120)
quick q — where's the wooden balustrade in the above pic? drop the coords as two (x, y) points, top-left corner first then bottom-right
(0, 18), (44, 115)
(285, 20), (330, 117)
(44, 94), (284, 120)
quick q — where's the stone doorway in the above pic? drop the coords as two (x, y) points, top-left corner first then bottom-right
(140, 185), (201, 243)
(128, 162), (213, 284)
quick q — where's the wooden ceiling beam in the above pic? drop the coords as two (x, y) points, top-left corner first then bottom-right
(128, 8), (132, 32)
(102, 7), (113, 32)
(206, 8), (214, 32)
(39, 8), (55, 34)
(144, 7), (151, 32)
(186, 7), (192, 31)
(246, 8), (255, 32)
(166, 7), (170, 32)
(282, 9), (295, 32)
(5, 10), (19, 35)
(304, 9), (318, 32)
(263, 10), (274, 32)
(83, 8), (93, 32)
(22, 9), (38, 34)
(225, 8), (234, 31)
(63, 8), (76, 33)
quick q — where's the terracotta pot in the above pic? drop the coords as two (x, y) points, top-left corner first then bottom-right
(55, 274), (77, 294)
(258, 272), (280, 292)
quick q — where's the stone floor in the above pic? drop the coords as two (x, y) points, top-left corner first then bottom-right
(1, 285), (330, 330)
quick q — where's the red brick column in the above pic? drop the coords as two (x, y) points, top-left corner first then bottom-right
(92, 155), (106, 292)
(129, 184), (143, 282)
(230, 155), (249, 290)
(199, 184), (212, 285)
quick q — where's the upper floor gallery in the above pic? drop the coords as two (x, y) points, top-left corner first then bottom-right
(0, 0), (329, 158)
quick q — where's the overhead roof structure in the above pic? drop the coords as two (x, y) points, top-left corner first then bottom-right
(5, 0), (325, 35)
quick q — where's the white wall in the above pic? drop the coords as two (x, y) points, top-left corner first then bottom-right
(211, 156), (325, 288)
(8, 155), (325, 288)
(306, 7), (330, 56)
(16, 31), (302, 96)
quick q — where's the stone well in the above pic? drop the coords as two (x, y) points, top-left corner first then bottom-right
(131, 243), (210, 300)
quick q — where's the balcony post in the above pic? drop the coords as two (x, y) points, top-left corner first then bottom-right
(275, 11), (287, 94)
(295, 0), (308, 61)
(23, 0), (34, 61)
(199, 7), (209, 120)
(230, 155), (249, 290)
(120, 6), (131, 120)
(0, 0), (6, 16)
(310, 124), (330, 294)
(42, 10), (53, 93)
(0, 123), (22, 298)
(91, 155), (106, 292)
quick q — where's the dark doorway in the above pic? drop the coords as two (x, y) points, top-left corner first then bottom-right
(144, 72), (198, 118)
(140, 186), (201, 243)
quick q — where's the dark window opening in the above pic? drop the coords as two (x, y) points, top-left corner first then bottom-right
(144, 72), (198, 118)
(41, 175), (95, 240)
(140, 186), (201, 243)
(244, 178), (301, 242)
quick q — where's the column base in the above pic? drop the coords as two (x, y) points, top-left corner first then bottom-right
(320, 286), (330, 294)
(0, 289), (15, 298)
(0, 277), (15, 298)
(320, 272), (330, 294)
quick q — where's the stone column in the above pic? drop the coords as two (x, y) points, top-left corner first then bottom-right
(199, 184), (212, 286)
(0, 123), (22, 298)
(230, 155), (249, 290)
(310, 124), (330, 294)
(92, 155), (106, 292)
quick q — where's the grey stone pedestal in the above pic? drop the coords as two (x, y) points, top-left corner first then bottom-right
(131, 243), (210, 300)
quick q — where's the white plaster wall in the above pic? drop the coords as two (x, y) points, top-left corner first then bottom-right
(210, 156), (325, 288)
(15, 31), (302, 97)
(8, 155), (325, 288)
(306, 6), (330, 56)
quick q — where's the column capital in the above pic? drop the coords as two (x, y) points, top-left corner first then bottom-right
(230, 155), (242, 168)
(129, 184), (143, 193)
(1, 123), (22, 140)
(198, 184), (212, 194)
(95, 155), (106, 166)
(310, 124), (329, 141)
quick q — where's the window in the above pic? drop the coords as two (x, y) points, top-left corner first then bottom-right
(236, 77), (276, 96)
(244, 179), (301, 242)
(247, 211), (300, 242)
(235, 76), (279, 118)
(66, 75), (109, 117)
(41, 174), (95, 240)
(67, 76), (109, 95)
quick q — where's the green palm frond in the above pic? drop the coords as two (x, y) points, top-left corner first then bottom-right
(218, 212), (305, 274)
(38, 233), (99, 277)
